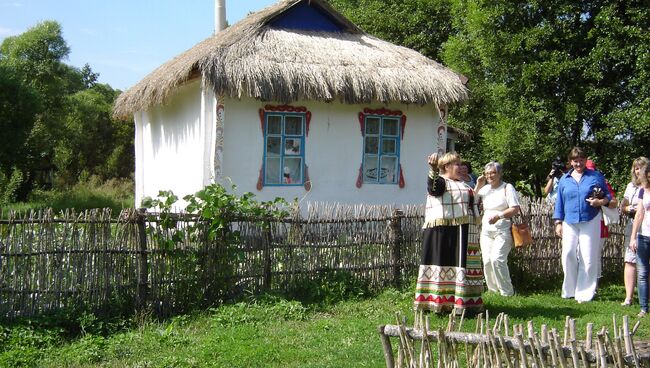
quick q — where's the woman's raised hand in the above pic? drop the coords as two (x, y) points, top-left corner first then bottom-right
(428, 153), (439, 169)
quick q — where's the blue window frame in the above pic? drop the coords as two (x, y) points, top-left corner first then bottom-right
(263, 112), (305, 186)
(362, 115), (401, 184)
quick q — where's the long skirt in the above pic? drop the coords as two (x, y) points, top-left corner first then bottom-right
(414, 224), (484, 314)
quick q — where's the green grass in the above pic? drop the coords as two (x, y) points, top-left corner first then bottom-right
(1, 177), (134, 216)
(1, 283), (648, 368)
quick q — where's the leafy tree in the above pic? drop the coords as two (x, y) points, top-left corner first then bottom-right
(0, 21), (134, 198)
(328, 0), (453, 61)
(0, 21), (75, 109)
(55, 83), (134, 184)
(0, 21), (74, 194)
(443, 0), (649, 192)
(0, 63), (39, 178)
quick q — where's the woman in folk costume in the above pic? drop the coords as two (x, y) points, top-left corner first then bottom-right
(414, 152), (483, 314)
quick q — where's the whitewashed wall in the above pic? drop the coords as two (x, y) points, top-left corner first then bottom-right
(134, 80), (214, 207)
(134, 81), (443, 208)
(221, 96), (441, 207)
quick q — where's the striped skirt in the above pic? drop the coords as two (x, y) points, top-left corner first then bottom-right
(414, 224), (484, 314)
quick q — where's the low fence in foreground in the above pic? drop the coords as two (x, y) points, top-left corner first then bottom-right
(0, 198), (631, 318)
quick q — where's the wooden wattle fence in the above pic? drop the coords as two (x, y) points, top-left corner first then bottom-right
(379, 310), (649, 367)
(0, 198), (631, 319)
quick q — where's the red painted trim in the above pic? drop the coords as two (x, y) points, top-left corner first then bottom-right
(358, 112), (365, 136)
(263, 104), (308, 113)
(258, 108), (265, 135)
(356, 164), (363, 188)
(399, 164), (405, 188)
(400, 115), (407, 141)
(306, 111), (312, 137)
(304, 164), (311, 191)
(363, 107), (403, 116)
(256, 166), (264, 191)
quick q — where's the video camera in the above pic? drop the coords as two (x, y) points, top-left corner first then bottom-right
(550, 156), (565, 178)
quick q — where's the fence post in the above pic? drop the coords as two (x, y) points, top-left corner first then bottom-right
(389, 209), (404, 289)
(263, 220), (272, 290)
(136, 208), (149, 310)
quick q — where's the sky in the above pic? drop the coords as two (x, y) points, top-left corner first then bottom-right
(0, 0), (278, 91)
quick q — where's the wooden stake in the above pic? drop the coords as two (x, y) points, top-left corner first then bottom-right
(551, 329), (568, 368)
(488, 329), (502, 368)
(586, 323), (594, 350)
(569, 339), (580, 368)
(378, 325), (395, 368)
(563, 316), (570, 346)
(540, 325), (548, 345)
(527, 336), (540, 368)
(515, 333), (528, 368)
(579, 345), (591, 368)
(498, 334), (514, 368)
(596, 332), (608, 368)
(547, 330), (559, 368)
(458, 308), (466, 332)
(622, 315), (632, 355)
(532, 333), (547, 368)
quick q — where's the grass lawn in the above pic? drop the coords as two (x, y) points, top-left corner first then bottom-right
(1, 283), (648, 368)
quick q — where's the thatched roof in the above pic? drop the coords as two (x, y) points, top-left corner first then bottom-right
(113, 0), (468, 119)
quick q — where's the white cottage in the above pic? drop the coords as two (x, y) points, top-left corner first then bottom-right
(113, 0), (468, 207)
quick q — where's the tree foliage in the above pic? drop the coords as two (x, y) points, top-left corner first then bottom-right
(328, 0), (453, 61)
(443, 0), (650, 191)
(0, 21), (133, 200)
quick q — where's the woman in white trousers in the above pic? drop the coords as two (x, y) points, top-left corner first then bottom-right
(553, 147), (611, 303)
(475, 161), (521, 296)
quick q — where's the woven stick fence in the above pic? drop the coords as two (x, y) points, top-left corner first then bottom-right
(0, 198), (630, 319)
(379, 311), (649, 367)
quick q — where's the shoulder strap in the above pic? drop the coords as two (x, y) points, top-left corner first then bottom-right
(505, 182), (527, 220)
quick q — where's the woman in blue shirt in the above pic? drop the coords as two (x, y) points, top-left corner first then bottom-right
(553, 147), (611, 303)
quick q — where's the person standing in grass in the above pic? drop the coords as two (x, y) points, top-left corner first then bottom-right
(414, 152), (483, 315)
(630, 164), (650, 317)
(475, 161), (521, 297)
(621, 157), (649, 306)
(553, 147), (611, 303)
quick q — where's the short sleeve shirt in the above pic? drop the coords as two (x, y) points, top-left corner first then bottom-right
(478, 182), (521, 230)
(641, 188), (650, 236)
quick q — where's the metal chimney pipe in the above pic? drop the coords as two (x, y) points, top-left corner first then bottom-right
(215, 0), (227, 34)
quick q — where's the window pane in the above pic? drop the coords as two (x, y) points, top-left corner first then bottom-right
(382, 138), (396, 154)
(383, 118), (399, 136)
(283, 157), (303, 184)
(267, 115), (282, 134)
(266, 137), (281, 155)
(284, 138), (301, 155)
(363, 155), (378, 182)
(365, 117), (380, 135)
(265, 157), (281, 184)
(365, 136), (378, 154)
(285, 116), (303, 135)
(380, 156), (398, 183)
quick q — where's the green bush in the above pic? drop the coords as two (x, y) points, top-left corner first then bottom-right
(0, 167), (24, 205)
(2, 176), (133, 214)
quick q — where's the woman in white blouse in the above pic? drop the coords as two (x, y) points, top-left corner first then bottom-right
(620, 156), (649, 306)
(475, 161), (521, 296)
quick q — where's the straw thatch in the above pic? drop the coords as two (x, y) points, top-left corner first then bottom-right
(113, 0), (468, 119)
